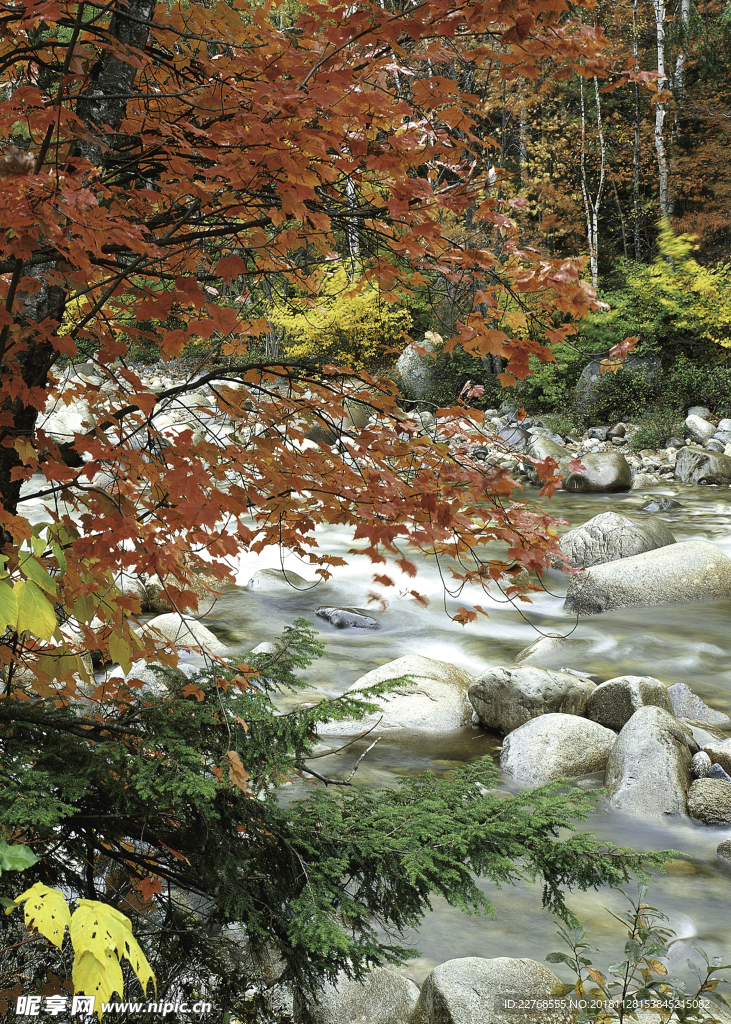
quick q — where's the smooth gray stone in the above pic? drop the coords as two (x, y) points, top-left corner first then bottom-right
(562, 452), (632, 493)
(685, 413), (716, 444)
(559, 511), (675, 568)
(468, 666), (595, 734)
(604, 706), (692, 818)
(667, 682), (730, 726)
(296, 967), (419, 1024)
(688, 405), (711, 419)
(497, 427), (530, 449)
(500, 714), (616, 786)
(708, 763), (731, 783)
(587, 675), (674, 732)
(413, 957), (575, 1024)
(563, 540), (731, 615)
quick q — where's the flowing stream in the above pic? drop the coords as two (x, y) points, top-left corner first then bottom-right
(22, 467), (731, 987)
(202, 482), (731, 987)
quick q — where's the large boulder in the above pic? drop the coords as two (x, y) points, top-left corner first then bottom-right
(667, 682), (730, 726)
(413, 957), (574, 1024)
(524, 436), (572, 484)
(684, 413), (716, 444)
(674, 446), (731, 485)
(559, 511), (675, 568)
(295, 967), (420, 1024)
(468, 666), (595, 735)
(500, 714), (616, 786)
(562, 452), (632, 493)
(395, 332), (442, 401)
(604, 707), (692, 817)
(587, 676), (674, 732)
(686, 779), (731, 824)
(317, 655), (474, 736)
(139, 613), (229, 654)
(563, 540), (731, 615)
(246, 568), (314, 592)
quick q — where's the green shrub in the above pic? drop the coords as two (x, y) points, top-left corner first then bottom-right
(420, 345), (507, 410)
(629, 409), (680, 451)
(663, 358), (731, 414)
(578, 366), (662, 426)
(581, 222), (731, 362)
(512, 350), (585, 413)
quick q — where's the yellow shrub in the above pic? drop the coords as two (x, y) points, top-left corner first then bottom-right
(269, 267), (412, 368)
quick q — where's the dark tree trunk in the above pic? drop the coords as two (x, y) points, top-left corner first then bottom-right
(0, 0), (157, 522)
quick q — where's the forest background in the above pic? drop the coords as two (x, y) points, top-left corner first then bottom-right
(1, 0), (730, 1020)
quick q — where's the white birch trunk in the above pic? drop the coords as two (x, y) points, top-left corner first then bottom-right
(632, 0), (642, 260)
(345, 176), (360, 279)
(579, 76), (606, 290)
(653, 0), (670, 218)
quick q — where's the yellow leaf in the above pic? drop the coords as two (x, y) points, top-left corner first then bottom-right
(0, 582), (18, 631)
(12, 883), (71, 949)
(646, 958), (668, 977)
(108, 633), (133, 674)
(14, 581), (58, 640)
(71, 900), (156, 1005)
(72, 949), (124, 1014)
(19, 554), (57, 597)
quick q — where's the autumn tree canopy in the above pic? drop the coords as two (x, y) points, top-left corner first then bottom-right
(0, 0), (615, 688)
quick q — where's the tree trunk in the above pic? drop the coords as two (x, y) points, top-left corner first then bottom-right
(0, 0), (157, 521)
(579, 76), (606, 290)
(674, 0), (691, 96)
(653, 0), (670, 219)
(632, 0), (642, 261)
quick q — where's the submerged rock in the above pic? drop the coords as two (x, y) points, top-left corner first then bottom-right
(604, 707), (692, 818)
(563, 540), (731, 615)
(316, 607), (380, 629)
(500, 714), (616, 786)
(638, 497), (683, 512)
(414, 957), (574, 1024)
(559, 511), (675, 568)
(514, 634), (596, 672)
(468, 666), (595, 735)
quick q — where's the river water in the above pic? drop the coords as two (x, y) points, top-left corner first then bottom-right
(202, 481), (731, 988)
